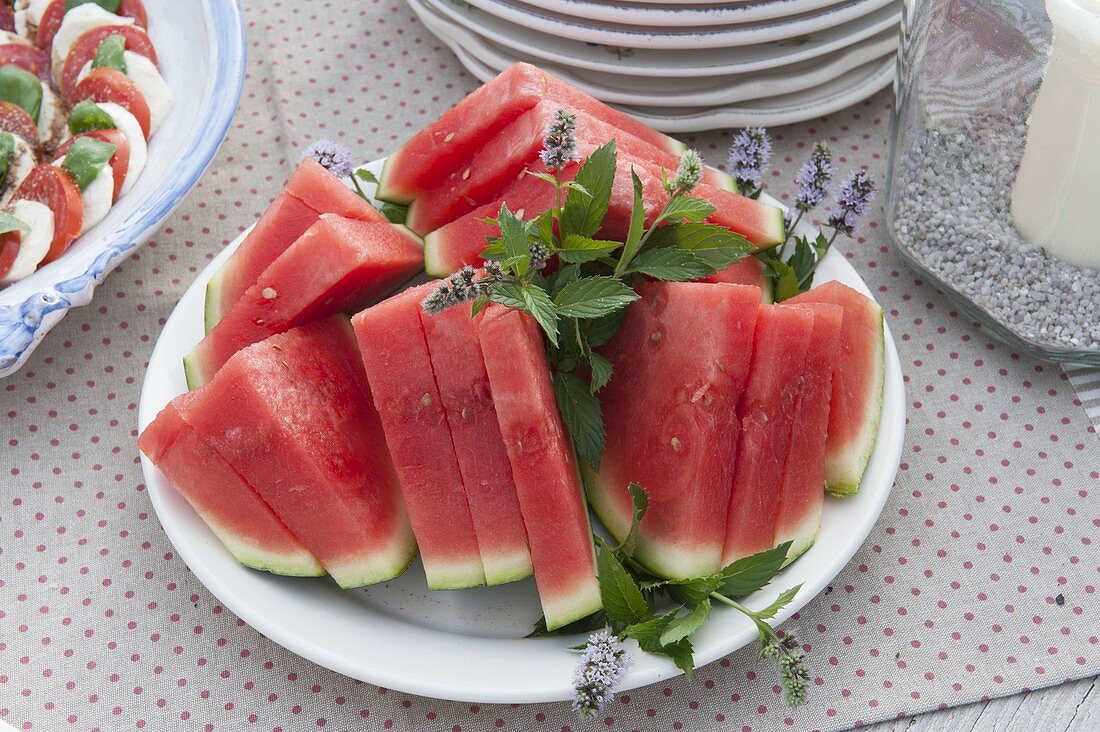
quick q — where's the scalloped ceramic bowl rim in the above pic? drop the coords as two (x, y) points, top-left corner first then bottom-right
(0, 0), (248, 379)
(138, 159), (906, 704)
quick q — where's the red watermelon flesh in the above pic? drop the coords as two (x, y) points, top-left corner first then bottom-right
(696, 183), (786, 250)
(787, 281), (885, 495)
(377, 62), (697, 205)
(352, 286), (487, 590)
(180, 317), (416, 588)
(585, 281), (761, 579)
(423, 158), (668, 277)
(722, 305), (816, 565)
(479, 307), (601, 629)
(419, 301), (533, 586)
(405, 100), (730, 236)
(185, 216), (423, 389)
(773, 303), (843, 564)
(704, 256), (774, 303)
(207, 159), (387, 329)
(139, 395), (325, 577)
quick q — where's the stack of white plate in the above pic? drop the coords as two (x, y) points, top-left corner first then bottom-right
(406, 0), (901, 131)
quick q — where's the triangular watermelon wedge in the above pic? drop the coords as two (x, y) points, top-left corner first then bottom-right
(352, 286), (488, 590)
(479, 306), (601, 629)
(139, 395), (325, 577)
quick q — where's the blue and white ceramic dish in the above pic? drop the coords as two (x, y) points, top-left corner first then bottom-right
(0, 0), (247, 378)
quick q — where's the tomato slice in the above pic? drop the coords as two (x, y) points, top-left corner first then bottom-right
(0, 3), (14, 34)
(0, 44), (50, 81)
(68, 67), (151, 139)
(13, 165), (83, 265)
(118, 0), (148, 28)
(0, 100), (40, 147)
(0, 230), (19, 281)
(54, 128), (130, 201)
(37, 0), (66, 51)
(59, 25), (157, 97)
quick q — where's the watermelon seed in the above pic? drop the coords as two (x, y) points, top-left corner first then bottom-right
(262, 287), (278, 299)
(461, 168), (471, 181)
(670, 436), (683, 452)
(649, 331), (662, 342)
(444, 132), (455, 143)
(421, 393), (432, 407)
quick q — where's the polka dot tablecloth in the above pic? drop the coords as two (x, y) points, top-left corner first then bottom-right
(3, 2), (1098, 731)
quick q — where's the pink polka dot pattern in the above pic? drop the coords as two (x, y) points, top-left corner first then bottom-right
(2, 3), (1099, 731)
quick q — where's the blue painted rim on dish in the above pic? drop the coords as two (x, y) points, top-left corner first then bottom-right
(0, 0), (249, 378)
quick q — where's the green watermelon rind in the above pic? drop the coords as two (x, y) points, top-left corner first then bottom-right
(757, 205), (788, 250)
(214, 527), (328, 577)
(423, 559), (489, 591)
(375, 152), (412, 205)
(541, 456), (602, 630)
(182, 354), (205, 392)
(204, 267), (227, 335)
(776, 510), (820, 569)
(327, 543), (419, 590)
(824, 306), (885, 497)
(422, 230), (456, 279)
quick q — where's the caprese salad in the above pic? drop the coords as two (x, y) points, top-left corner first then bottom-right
(0, 0), (172, 286)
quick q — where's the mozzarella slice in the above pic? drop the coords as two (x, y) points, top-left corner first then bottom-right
(1, 134), (38, 206)
(0, 199), (53, 284)
(37, 82), (66, 151)
(95, 101), (145, 196)
(13, 0), (51, 43)
(52, 4), (134, 81)
(0, 30), (33, 47)
(53, 152), (114, 234)
(78, 51), (173, 134)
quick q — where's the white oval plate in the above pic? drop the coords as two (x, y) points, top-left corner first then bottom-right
(414, 0), (898, 108)
(0, 0), (247, 378)
(138, 159), (905, 704)
(420, 0), (901, 77)
(443, 0), (896, 50)
(515, 0), (856, 27)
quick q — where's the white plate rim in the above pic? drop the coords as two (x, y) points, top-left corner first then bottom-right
(138, 159), (906, 704)
(512, 0), (862, 28)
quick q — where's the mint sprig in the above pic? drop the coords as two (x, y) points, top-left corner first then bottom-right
(351, 168), (408, 224)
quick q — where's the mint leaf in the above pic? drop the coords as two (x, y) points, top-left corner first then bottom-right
(0, 65), (42, 123)
(588, 352), (612, 393)
(469, 299), (488, 318)
(552, 370), (604, 469)
(492, 282), (558, 346)
(647, 223), (753, 270)
(546, 263), (580, 297)
(67, 0), (122, 10)
(714, 542), (791, 599)
(586, 308), (627, 348)
(61, 136), (116, 190)
(497, 202), (533, 276)
(0, 131), (13, 184)
(660, 599), (710, 646)
(527, 610), (607, 638)
(615, 168), (647, 275)
(617, 483), (648, 560)
(754, 584), (801, 621)
(561, 140), (616, 239)
(553, 276), (639, 319)
(558, 234), (620, 264)
(769, 260), (800, 302)
(627, 248), (713, 281)
(0, 209), (30, 237)
(623, 611), (677, 645)
(595, 537), (649, 628)
(92, 34), (127, 74)
(653, 195), (716, 226)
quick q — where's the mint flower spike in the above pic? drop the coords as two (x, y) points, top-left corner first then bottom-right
(825, 170), (876, 237)
(302, 139), (354, 179)
(421, 265), (503, 315)
(571, 630), (633, 719)
(540, 109), (579, 172)
(794, 142), (834, 214)
(665, 148), (703, 197)
(761, 632), (809, 707)
(726, 127), (772, 192)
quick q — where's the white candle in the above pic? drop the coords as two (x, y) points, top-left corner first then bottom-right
(1011, 0), (1100, 269)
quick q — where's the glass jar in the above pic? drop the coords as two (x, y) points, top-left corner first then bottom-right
(884, 0), (1100, 364)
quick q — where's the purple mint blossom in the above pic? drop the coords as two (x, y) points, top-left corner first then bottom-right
(826, 170), (876, 237)
(793, 142), (834, 213)
(301, 139), (354, 179)
(726, 127), (772, 192)
(540, 109), (579, 172)
(571, 630), (632, 719)
(421, 265), (503, 315)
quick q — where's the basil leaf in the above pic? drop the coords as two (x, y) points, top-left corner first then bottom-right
(68, 100), (117, 135)
(66, 0), (122, 12)
(552, 370), (604, 469)
(553, 276), (638, 319)
(91, 34), (127, 74)
(61, 136), (117, 190)
(561, 140), (616, 239)
(0, 65), (42, 124)
(594, 537), (649, 628)
(0, 209), (30, 237)
(0, 131), (14, 185)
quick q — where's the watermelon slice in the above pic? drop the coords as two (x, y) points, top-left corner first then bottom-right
(773, 303), (843, 564)
(703, 256), (774, 303)
(722, 305), (816, 565)
(184, 215), (423, 388)
(695, 183), (786, 250)
(206, 159), (388, 329)
(479, 307), (601, 629)
(139, 395), (325, 577)
(419, 302), (533, 585)
(180, 317), (416, 588)
(787, 281), (885, 495)
(584, 282), (761, 579)
(404, 100), (735, 236)
(377, 62), (734, 205)
(352, 286), (488, 590)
